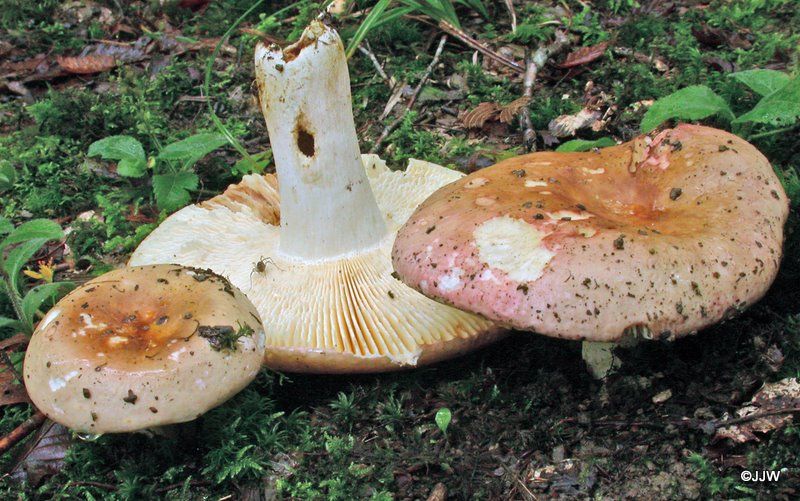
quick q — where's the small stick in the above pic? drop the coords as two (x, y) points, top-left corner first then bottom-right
(503, 0), (518, 33)
(434, 20), (522, 73)
(358, 40), (395, 87)
(518, 30), (569, 151)
(370, 35), (448, 154)
(71, 481), (118, 490)
(0, 411), (46, 455)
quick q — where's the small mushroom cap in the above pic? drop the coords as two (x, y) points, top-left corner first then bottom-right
(130, 156), (504, 373)
(24, 265), (266, 433)
(392, 125), (790, 343)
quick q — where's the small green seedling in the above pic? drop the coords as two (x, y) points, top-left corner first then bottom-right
(87, 133), (228, 213)
(0, 217), (74, 335)
(435, 407), (452, 435)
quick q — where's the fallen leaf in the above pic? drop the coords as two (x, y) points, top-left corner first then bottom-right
(82, 38), (150, 63)
(461, 102), (500, 129)
(0, 371), (29, 406)
(558, 42), (609, 69)
(498, 96), (531, 124)
(9, 419), (73, 485)
(548, 108), (601, 137)
(714, 377), (800, 444)
(0, 334), (30, 406)
(57, 54), (116, 74)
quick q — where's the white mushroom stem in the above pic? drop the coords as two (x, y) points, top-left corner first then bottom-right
(255, 22), (387, 261)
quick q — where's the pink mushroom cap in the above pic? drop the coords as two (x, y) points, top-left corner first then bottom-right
(392, 125), (790, 343)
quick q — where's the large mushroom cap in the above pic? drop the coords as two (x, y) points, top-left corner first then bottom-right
(24, 264), (266, 433)
(392, 125), (790, 343)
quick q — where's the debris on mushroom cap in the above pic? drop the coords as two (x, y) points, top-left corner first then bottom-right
(23, 265), (266, 433)
(128, 21), (503, 373)
(392, 125), (790, 343)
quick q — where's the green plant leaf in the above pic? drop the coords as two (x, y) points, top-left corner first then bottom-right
(0, 316), (23, 332)
(5, 239), (51, 294)
(0, 217), (12, 236)
(152, 171), (199, 213)
(156, 133), (228, 169)
(556, 137), (616, 152)
(456, 0), (488, 18)
(344, 0), (401, 59)
(641, 85), (734, 133)
(774, 165), (800, 206)
(730, 69), (791, 97)
(21, 282), (75, 329)
(0, 219), (63, 251)
(232, 150), (272, 175)
(87, 135), (147, 177)
(733, 77), (800, 126)
(0, 160), (17, 192)
(435, 407), (452, 434)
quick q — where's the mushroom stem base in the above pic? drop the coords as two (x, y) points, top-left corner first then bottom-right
(581, 341), (622, 379)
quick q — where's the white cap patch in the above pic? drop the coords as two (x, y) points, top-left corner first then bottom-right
(474, 216), (555, 283)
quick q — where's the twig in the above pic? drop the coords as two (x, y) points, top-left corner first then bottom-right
(0, 411), (46, 455)
(503, 0), (518, 33)
(358, 40), (394, 88)
(518, 31), (569, 151)
(435, 20), (523, 73)
(71, 481), (118, 490)
(370, 35), (448, 154)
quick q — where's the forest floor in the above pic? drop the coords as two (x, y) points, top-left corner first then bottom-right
(0, 1), (798, 499)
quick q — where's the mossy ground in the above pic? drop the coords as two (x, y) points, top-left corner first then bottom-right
(1, 0), (798, 499)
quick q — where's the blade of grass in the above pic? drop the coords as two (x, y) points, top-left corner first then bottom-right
(344, 0), (395, 59)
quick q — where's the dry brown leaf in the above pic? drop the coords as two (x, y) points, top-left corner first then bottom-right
(558, 42), (609, 69)
(57, 54), (116, 74)
(498, 96), (531, 124)
(9, 420), (72, 485)
(714, 377), (800, 444)
(461, 102), (501, 129)
(0, 333), (30, 406)
(0, 372), (29, 406)
(548, 108), (601, 137)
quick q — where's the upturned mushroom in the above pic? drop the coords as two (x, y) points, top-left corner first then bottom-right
(24, 264), (266, 433)
(128, 21), (502, 373)
(391, 124), (790, 377)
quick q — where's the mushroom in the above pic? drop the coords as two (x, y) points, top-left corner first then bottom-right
(24, 264), (266, 433)
(391, 125), (790, 377)
(128, 21), (502, 373)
